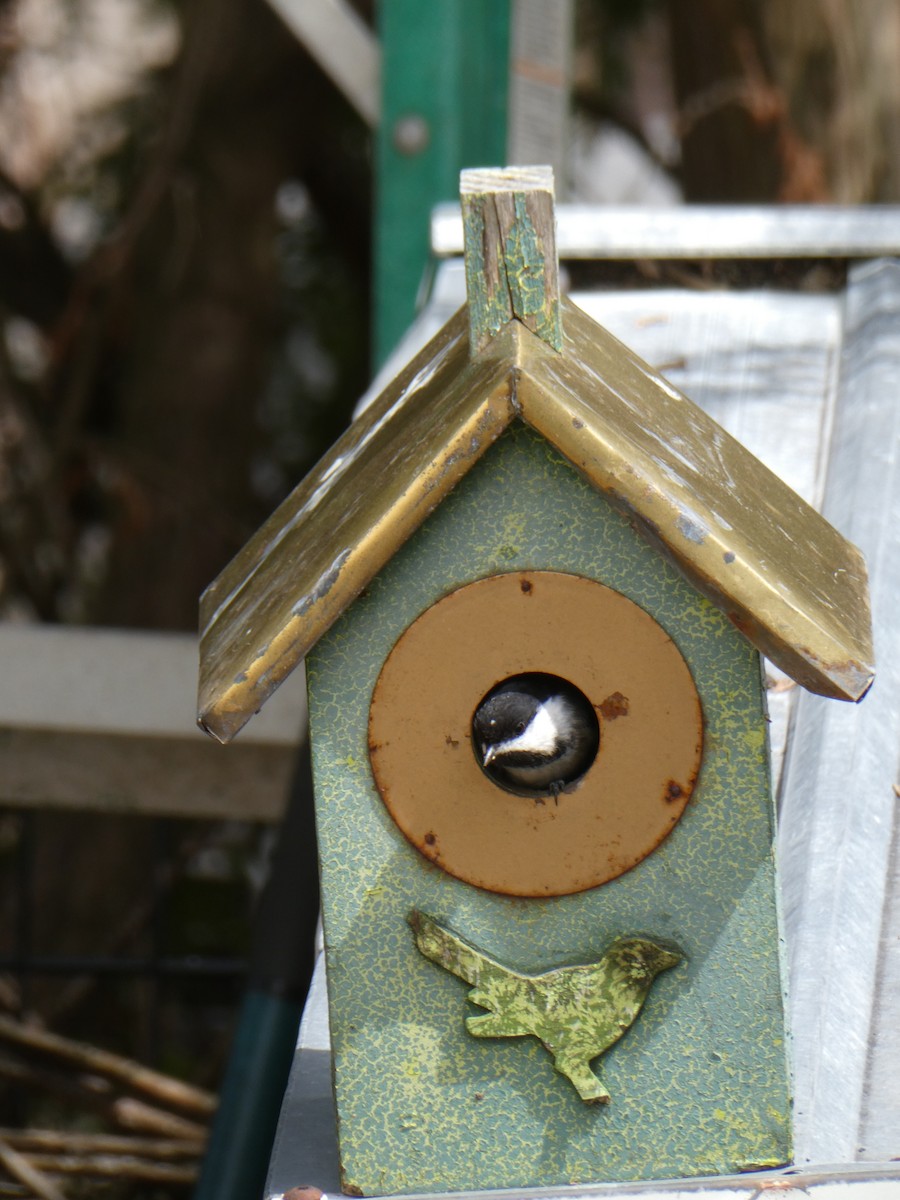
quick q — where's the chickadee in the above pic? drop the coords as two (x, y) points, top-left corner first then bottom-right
(472, 673), (600, 799)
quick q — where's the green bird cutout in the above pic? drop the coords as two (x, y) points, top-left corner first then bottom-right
(409, 910), (680, 1104)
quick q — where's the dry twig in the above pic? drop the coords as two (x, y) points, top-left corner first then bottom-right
(0, 1138), (67, 1200)
(0, 1014), (216, 1118)
(0, 1054), (208, 1141)
(16, 1152), (197, 1185)
(0, 1128), (204, 1159)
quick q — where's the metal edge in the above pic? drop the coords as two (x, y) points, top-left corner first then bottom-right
(197, 324), (519, 743)
(517, 301), (874, 702)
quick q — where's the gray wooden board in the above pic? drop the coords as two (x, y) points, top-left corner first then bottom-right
(0, 625), (306, 819)
(265, 258), (900, 1197)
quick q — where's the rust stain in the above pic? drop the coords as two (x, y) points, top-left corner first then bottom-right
(368, 570), (704, 897)
(598, 691), (629, 721)
(417, 829), (442, 862)
(801, 648), (875, 700)
(665, 780), (684, 804)
(605, 853), (629, 876)
(728, 610), (755, 638)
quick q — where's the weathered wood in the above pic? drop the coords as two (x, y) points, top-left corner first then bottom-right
(461, 165), (562, 356)
(0, 728), (295, 821)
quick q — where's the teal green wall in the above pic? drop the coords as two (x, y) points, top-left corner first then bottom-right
(307, 424), (790, 1195)
(375, 0), (510, 365)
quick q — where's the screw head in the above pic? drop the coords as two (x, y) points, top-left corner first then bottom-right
(392, 113), (430, 156)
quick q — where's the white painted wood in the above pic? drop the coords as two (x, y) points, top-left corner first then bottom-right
(433, 203), (900, 259)
(264, 0), (380, 127)
(0, 624), (305, 742)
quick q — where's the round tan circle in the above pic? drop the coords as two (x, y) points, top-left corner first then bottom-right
(368, 571), (703, 897)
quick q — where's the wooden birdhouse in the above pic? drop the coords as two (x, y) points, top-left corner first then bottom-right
(197, 168), (874, 1196)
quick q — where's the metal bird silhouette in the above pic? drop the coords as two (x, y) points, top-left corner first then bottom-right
(409, 909), (680, 1103)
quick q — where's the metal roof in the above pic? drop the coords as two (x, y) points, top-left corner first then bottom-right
(198, 297), (873, 744)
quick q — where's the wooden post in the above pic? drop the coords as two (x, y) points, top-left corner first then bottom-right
(461, 165), (562, 357)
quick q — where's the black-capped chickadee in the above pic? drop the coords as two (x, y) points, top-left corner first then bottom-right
(472, 672), (600, 799)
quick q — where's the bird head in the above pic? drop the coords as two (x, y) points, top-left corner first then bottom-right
(606, 937), (682, 983)
(471, 673), (600, 789)
(473, 688), (555, 765)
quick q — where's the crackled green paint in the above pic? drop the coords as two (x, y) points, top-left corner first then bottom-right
(462, 193), (562, 353)
(307, 424), (791, 1196)
(505, 195), (561, 348)
(409, 910), (680, 1103)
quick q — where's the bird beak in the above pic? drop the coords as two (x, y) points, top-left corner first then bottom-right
(482, 744), (496, 766)
(658, 947), (681, 971)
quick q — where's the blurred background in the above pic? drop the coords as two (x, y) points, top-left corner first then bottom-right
(1, 0), (899, 1195)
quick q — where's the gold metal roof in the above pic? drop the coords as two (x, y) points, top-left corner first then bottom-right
(198, 301), (874, 744)
(199, 309), (514, 742)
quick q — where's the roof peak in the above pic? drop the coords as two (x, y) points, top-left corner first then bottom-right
(197, 171), (873, 743)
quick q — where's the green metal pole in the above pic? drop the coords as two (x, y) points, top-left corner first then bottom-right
(193, 989), (305, 1200)
(193, 743), (319, 1200)
(374, 0), (511, 367)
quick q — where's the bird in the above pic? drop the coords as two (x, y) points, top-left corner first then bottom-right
(471, 672), (600, 799)
(409, 909), (680, 1103)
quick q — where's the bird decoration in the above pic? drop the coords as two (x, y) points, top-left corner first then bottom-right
(471, 672), (600, 799)
(409, 909), (681, 1103)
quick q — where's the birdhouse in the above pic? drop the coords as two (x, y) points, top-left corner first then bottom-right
(197, 168), (874, 1196)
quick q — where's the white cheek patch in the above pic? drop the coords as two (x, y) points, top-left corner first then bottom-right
(498, 703), (558, 757)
